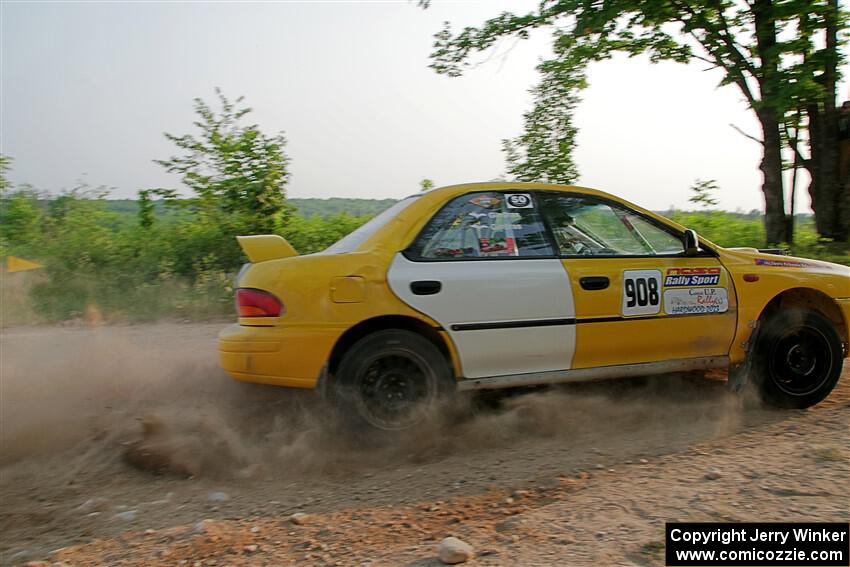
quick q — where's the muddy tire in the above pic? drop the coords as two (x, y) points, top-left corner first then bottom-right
(332, 329), (453, 436)
(752, 309), (843, 409)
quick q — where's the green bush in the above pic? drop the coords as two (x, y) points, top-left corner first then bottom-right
(670, 211), (766, 248)
(1, 189), (376, 324)
(281, 213), (369, 254)
(671, 211), (849, 265)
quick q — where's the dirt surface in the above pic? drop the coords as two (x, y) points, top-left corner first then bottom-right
(1, 323), (848, 566)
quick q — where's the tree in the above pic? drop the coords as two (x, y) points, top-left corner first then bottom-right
(0, 156), (43, 251)
(785, 0), (847, 242)
(420, 178), (435, 192)
(502, 42), (581, 184)
(0, 154), (12, 194)
(0, 189), (43, 251)
(137, 189), (155, 229)
(427, 0), (847, 245)
(156, 88), (293, 234)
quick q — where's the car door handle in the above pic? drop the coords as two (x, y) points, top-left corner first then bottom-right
(580, 276), (609, 291)
(410, 280), (442, 295)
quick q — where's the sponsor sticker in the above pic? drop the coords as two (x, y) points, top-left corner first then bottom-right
(506, 193), (533, 208)
(433, 248), (464, 258)
(469, 195), (501, 208)
(490, 211), (522, 220)
(754, 258), (816, 269)
(478, 236), (516, 255)
(664, 267), (722, 287)
(664, 287), (729, 315)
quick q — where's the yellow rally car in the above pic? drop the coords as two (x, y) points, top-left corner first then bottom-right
(219, 183), (850, 432)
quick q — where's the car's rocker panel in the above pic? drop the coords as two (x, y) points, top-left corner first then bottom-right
(456, 356), (731, 391)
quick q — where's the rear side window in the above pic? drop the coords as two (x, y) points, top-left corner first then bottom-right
(322, 196), (419, 254)
(408, 191), (554, 259)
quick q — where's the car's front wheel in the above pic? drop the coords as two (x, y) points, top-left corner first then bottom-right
(752, 308), (843, 409)
(332, 329), (452, 435)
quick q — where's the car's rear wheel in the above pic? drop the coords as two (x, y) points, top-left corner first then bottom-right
(752, 309), (843, 409)
(332, 329), (452, 435)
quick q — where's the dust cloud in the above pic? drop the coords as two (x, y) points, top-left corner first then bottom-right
(1, 323), (759, 482)
(1, 323), (326, 478)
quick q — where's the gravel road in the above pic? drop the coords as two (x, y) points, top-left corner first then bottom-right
(1, 323), (847, 565)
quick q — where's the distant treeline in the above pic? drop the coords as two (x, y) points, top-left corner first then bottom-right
(101, 197), (399, 219)
(101, 198), (817, 223)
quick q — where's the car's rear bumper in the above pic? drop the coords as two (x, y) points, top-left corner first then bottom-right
(218, 323), (340, 388)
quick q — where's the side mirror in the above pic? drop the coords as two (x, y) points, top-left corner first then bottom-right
(683, 229), (700, 256)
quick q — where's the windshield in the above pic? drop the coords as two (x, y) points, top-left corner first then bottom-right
(321, 196), (420, 254)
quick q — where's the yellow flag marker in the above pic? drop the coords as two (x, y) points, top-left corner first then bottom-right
(6, 256), (44, 273)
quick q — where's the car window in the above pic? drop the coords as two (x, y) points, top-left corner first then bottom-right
(409, 191), (554, 259)
(321, 196), (419, 254)
(538, 193), (684, 256)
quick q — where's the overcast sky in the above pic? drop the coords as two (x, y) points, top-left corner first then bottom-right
(2, 1), (848, 212)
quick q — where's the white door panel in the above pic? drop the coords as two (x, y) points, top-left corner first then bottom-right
(448, 326), (576, 379)
(387, 254), (575, 378)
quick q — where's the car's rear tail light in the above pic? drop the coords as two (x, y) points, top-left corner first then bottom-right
(236, 288), (283, 317)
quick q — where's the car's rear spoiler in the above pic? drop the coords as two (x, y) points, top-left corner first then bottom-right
(236, 235), (298, 263)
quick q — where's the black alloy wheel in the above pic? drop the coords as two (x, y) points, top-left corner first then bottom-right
(355, 353), (432, 431)
(334, 329), (452, 434)
(753, 308), (843, 409)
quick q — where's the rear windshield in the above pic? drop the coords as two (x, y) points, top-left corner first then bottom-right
(321, 196), (419, 254)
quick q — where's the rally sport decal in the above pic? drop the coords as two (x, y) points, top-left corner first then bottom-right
(664, 267), (721, 287)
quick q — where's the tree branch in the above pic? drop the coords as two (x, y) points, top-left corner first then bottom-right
(669, 0), (759, 107)
(711, 0), (758, 77)
(781, 119), (811, 169)
(730, 123), (763, 144)
(689, 50), (717, 66)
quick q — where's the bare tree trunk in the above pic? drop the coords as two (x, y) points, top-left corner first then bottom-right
(803, 0), (849, 242)
(806, 105), (847, 240)
(758, 107), (789, 245)
(753, 0), (789, 245)
(786, 141), (799, 245)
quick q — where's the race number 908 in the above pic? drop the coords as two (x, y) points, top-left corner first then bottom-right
(621, 270), (662, 316)
(625, 278), (659, 307)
